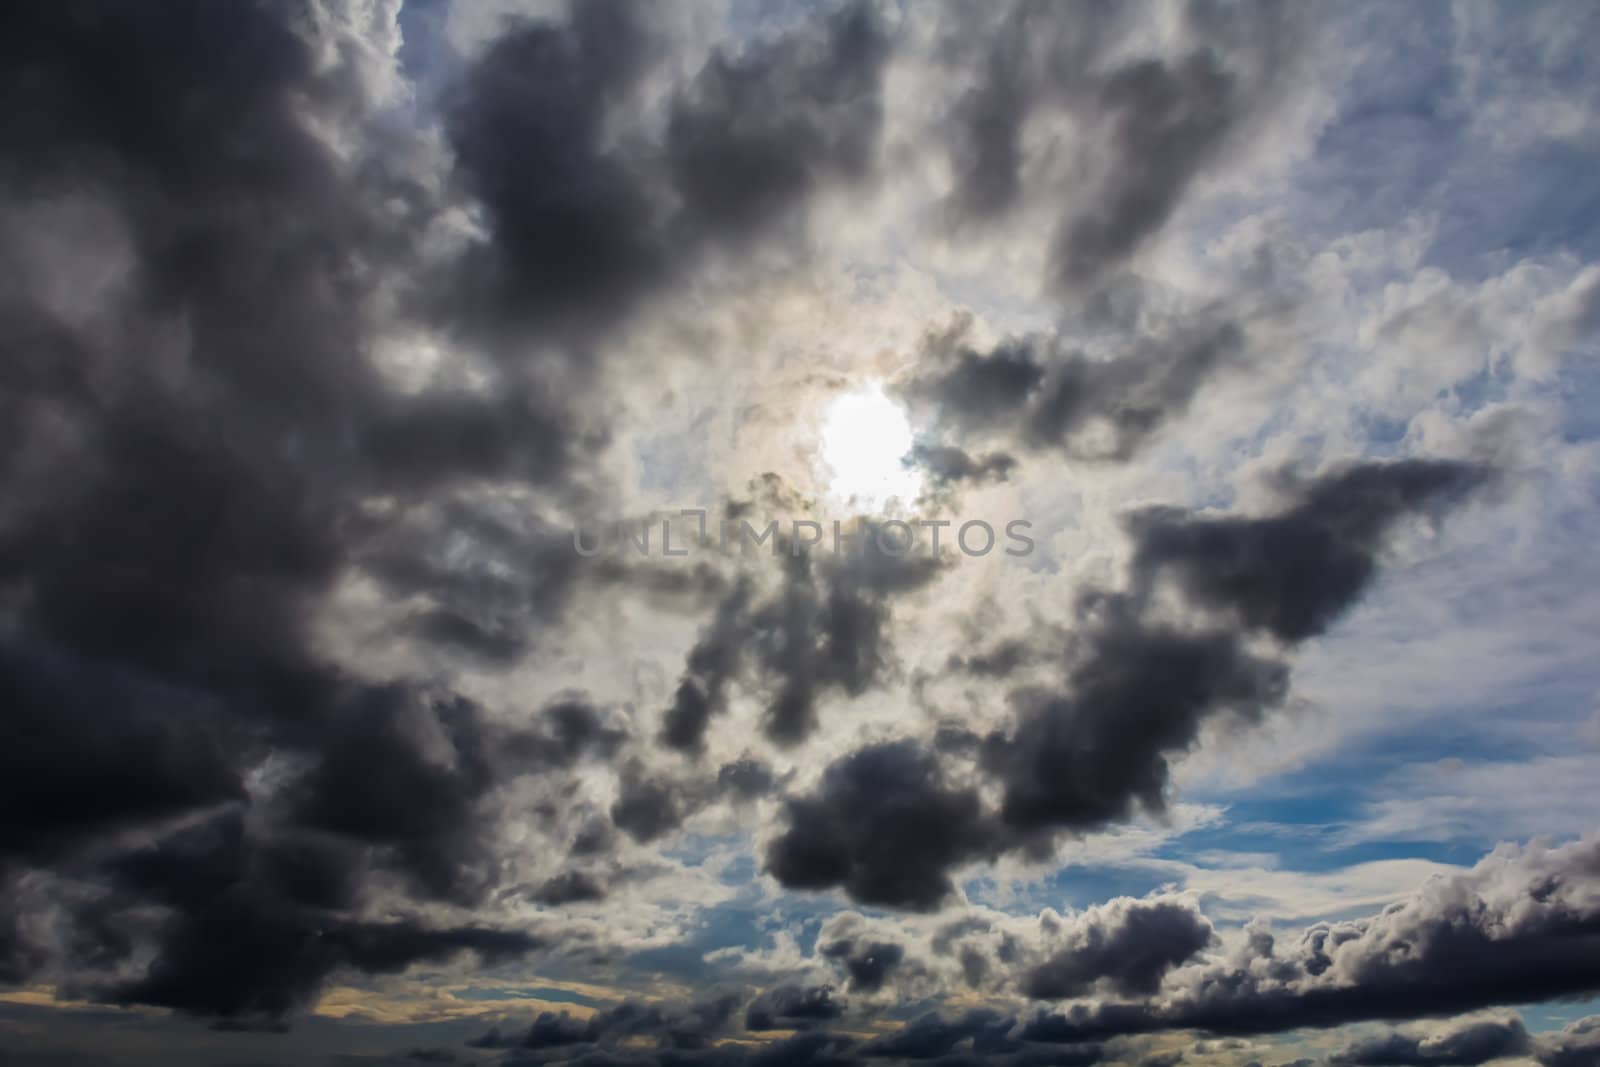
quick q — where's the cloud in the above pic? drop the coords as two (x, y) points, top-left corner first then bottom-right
(746, 985), (846, 1031)
(113, 890), (540, 1022)
(902, 313), (1247, 464)
(1023, 835), (1600, 1040)
(986, 598), (1291, 836)
(1333, 1011), (1600, 1067)
(658, 523), (944, 753)
(819, 936), (907, 994)
(1024, 897), (1214, 999)
(446, 0), (889, 342)
(1127, 460), (1488, 642)
(1536, 1016), (1600, 1067)
(934, 0), (1302, 293)
(3, 0), (1596, 1056)
(765, 459), (1484, 911)
(766, 740), (996, 911)
(475, 994), (1105, 1067)
(987, 458), (1485, 838)
(1332, 1014), (1530, 1066)
(0, 0), (906, 1027)
(473, 994), (742, 1054)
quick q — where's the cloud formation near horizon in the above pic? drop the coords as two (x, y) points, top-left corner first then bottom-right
(2, 1), (1599, 1065)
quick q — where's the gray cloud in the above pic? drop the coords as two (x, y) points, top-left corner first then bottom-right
(766, 740), (998, 911)
(0, 0), (901, 1028)
(903, 312), (1245, 465)
(659, 521), (945, 754)
(1536, 1016), (1600, 1067)
(746, 985), (846, 1031)
(1333, 1015), (1530, 1066)
(1022, 836), (1600, 1041)
(1128, 460), (1488, 642)
(1025, 897), (1215, 1000)
(447, 0), (889, 343)
(767, 459), (1483, 910)
(937, 0), (1300, 291)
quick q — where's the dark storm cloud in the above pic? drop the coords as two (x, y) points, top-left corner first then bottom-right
(986, 599), (1291, 835)
(771, 459), (1484, 909)
(290, 688), (511, 903)
(718, 757), (780, 801)
(444, 0), (662, 337)
(861, 1009), (1024, 1059)
(530, 871), (608, 907)
(661, 580), (755, 753)
(1332, 1013), (1600, 1067)
(447, 0), (889, 341)
(766, 740), (998, 911)
(1537, 1017), (1600, 1067)
(113, 899), (539, 1022)
(903, 314), (1244, 465)
(606, 753), (776, 846)
(1332, 1015), (1530, 1066)
(611, 762), (692, 844)
(479, 998), (1108, 1067)
(0, 0), (905, 1024)
(666, 1), (888, 242)
(1128, 460), (1488, 642)
(0, 1), (494, 1013)
(1025, 897), (1214, 999)
(1021, 837), (1600, 1042)
(57, 690), (628, 1020)
(753, 542), (944, 746)
(1139, 1054), (1184, 1067)
(354, 497), (597, 669)
(821, 936), (908, 993)
(988, 457), (1485, 840)
(81, 813), (543, 1023)
(905, 328), (1046, 433)
(746, 985), (846, 1031)
(660, 523), (945, 754)
(476, 994), (743, 1055)
(0, 640), (245, 861)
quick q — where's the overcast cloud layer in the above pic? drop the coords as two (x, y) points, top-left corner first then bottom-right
(2, 2), (1599, 1066)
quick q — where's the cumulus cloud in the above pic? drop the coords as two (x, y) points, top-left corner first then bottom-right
(1024, 897), (1214, 1000)
(1333, 1014), (1531, 1066)
(765, 459), (1483, 910)
(1024, 836), (1600, 1040)
(0, 0), (906, 1027)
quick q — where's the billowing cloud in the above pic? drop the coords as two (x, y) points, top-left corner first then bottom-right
(1024, 836), (1600, 1040)
(1333, 1014), (1531, 1066)
(903, 313), (1247, 464)
(0, 0), (904, 1028)
(1025, 897), (1214, 1000)
(766, 740), (996, 911)
(746, 985), (846, 1031)
(447, 0), (888, 341)
(1127, 460), (1487, 642)
(766, 459), (1483, 910)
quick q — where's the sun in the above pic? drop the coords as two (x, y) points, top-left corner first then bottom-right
(818, 383), (922, 510)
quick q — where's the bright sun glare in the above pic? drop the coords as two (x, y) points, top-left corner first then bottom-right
(819, 383), (922, 510)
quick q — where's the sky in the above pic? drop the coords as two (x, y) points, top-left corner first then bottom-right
(2, 1), (1600, 1066)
